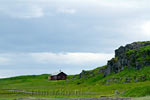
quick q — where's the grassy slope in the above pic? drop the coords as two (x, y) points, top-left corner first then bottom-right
(1, 66), (150, 98)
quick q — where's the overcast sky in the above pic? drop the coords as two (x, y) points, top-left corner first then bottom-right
(0, 0), (150, 78)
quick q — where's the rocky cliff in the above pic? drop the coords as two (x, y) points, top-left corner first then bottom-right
(104, 41), (150, 76)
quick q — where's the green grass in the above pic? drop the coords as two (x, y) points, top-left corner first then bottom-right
(132, 96), (150, 100)
(123, 85), (150, 97)
(1, 66), (150, 99)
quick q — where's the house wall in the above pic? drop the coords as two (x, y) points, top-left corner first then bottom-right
(57, 75), (67, 80)
(50, 72), (67, 80)
(50, 75), (57, 80)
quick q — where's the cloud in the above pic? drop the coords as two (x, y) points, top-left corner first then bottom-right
(0, 0), (147, 19)
(0, 70), (14, 78)
(57, 8), (76, 14)
(0, 52), (114, 68)
(85, 0), (138, 8)
(0, 57), (10, 65)
(30, 52), (113, 65)
(0, 52), (114, 77)
(122, 20), (150, 40)
(0, 1), (44, 19)
(3, 6), (44, 19)
(140, 21), (150, 36)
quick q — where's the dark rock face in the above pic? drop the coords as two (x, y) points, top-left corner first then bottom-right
(79, 70), (87, 78)
(104, 41), (150, 76)
(79, 70), (95, 79)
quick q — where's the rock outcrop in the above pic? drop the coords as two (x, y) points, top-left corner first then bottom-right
(104, 41), (150, 76)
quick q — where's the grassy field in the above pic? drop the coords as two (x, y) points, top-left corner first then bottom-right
(132, 96), (150, 100)
(0, 66), (150, 99)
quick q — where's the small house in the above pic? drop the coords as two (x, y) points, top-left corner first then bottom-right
(49, 71), (67, 80)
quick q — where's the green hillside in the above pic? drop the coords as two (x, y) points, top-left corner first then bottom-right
(1, 41), (150, 99)
(1, 66), (150, 99)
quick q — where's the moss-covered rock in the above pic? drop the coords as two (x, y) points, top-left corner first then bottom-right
(104, 41), (150, 76)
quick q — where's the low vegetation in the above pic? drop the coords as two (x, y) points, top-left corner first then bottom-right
(1, 66), (150, 99)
